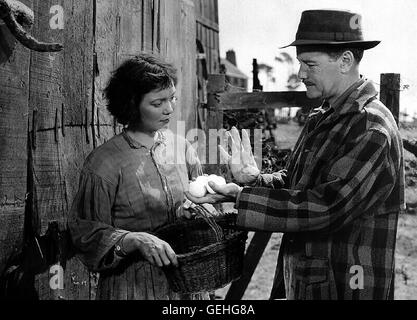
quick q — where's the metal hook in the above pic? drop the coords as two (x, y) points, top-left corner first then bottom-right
(0, 0), (63, 52)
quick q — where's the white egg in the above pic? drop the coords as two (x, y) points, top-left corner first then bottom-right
(206, 174), (227, 194)
(195, 175), (209, 185)
(188, 180), (207, 198)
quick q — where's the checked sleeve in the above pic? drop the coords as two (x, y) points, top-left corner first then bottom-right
(236, 129), (397, 234)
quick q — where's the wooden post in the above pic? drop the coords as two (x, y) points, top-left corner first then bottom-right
(205, 74), (226, 175)
(225, 232), (272, 300)
(252, 59), (263, 91)
(380, 73), (400, 124)
(380, 73), (400, 301)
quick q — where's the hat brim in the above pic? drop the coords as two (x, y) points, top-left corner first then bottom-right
(280, 40), (381, 50)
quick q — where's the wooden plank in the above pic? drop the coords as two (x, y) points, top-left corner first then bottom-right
(198, 22), (206, 65)
(179, 0), (196, 132)
(217, 91), (323, 111)
(62, 1), (94, 128)
(205, 27), (211, 74)
(211, 29), (218, 73)
(213, 0), (219, 24)
(0, 20), (31, 279)
(196, 16), (219, 32)
(202, 0), (209, 21)
(0, 0), (31, 210)
(28, 0), (94, 230)
(195, 0), (202, 19)
(117, 0), (143, 57)
(162, 0), (180, 134)
(208, 0), (214, 24)
(197, 22), (202, 43)
(158, 0), (166, 57)
(162, 0), (196, 133)
(208, 29), (213, 73)
(380, 73), (400, 125)
(153, 0), (160, 53)
(205, 74), (226, 174)
(143, 0), (154, 53)
(225, 232), (272, 300)
(199, 24), (205, 69)
(95, 0), (121, 145)
(59, 0), (98, 300)
(31, 131), (67, 233)
(0, 209), (25, 273)
(0, 0), (30, 277)
(27, 0), (94, 300)
(212, 30), (220, 73)
(59, 127), (92, 300)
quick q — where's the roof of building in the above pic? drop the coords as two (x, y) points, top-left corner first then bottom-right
(221, 58), (248, 80)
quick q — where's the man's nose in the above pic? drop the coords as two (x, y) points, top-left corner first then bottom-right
(298, 65), (307, 80)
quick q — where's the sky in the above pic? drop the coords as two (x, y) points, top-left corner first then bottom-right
(218, 0), (417, 119)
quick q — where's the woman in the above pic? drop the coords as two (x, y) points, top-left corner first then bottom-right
(68, 54), (207, 300)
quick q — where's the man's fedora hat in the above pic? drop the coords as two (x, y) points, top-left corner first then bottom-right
(281, 9), (380, 50)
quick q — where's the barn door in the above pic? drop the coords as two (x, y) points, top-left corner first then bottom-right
(1, 0), (197, 300)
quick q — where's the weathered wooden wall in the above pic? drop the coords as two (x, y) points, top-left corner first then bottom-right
(195, 0), (219, 74)
(94, 0), (196, 138)
(25, 0), (94, 300)
(164, 0), (196, 133)
(195, 0), (220, 131)
(0, 0), (31, 288)
(0, 0), (197, 300)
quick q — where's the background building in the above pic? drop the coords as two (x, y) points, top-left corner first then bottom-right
(221, 50), (248, 91)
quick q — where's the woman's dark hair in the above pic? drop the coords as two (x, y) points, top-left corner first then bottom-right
(104, 53), (178, 126)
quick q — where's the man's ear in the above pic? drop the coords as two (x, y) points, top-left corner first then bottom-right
(339, 50), (355, 73)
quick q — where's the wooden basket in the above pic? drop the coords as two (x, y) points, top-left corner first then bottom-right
(155, 206), (247, 294)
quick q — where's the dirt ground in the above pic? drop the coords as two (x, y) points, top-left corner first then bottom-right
(216, 122), (417, 300)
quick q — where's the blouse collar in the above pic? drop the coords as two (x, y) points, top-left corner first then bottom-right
(122, 129), (166, 149)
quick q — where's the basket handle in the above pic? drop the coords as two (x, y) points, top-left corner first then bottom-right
(190, 205), (225, 241)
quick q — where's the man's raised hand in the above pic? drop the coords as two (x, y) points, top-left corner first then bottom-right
(219, 127), (260, 185)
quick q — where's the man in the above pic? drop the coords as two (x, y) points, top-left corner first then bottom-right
(187, 10), (405, 300)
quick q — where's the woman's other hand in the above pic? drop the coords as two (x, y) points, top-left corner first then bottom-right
(122, 232), (178, 267)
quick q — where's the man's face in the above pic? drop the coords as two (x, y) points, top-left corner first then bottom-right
(296, 51), (341, 100)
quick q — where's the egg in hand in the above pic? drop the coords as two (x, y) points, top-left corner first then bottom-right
(205, 175), (226, 194)
(188, 174), (227, 198)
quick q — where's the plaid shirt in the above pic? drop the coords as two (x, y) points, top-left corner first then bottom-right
(236, 78), (405, 300)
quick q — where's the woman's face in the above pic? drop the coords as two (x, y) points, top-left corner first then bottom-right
(134, 85), (177, 133)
